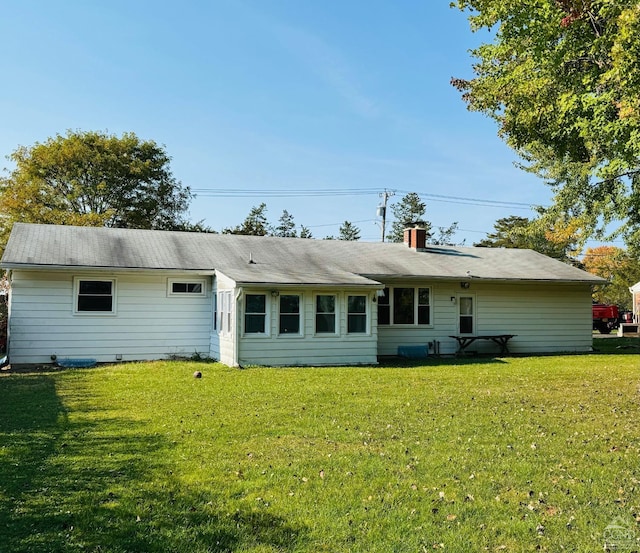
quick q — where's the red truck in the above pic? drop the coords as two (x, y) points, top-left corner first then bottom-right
(592, 303), (619, 334)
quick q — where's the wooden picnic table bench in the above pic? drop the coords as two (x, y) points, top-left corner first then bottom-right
(449, 334), (516, 355)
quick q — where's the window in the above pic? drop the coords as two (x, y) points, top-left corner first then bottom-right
(393, 288), (415, 324)
(418, 288), (430, 325)
(168, 279), (205, 296)
(279, 295), (300, 334)
(347, 295), (367, 333)
(218, 291), (232, 334)
(245, 294), (266, 334)
(377, 288), (390, 325)
(75, 279), (115, 313)
(212, 293), (217, 331)
(459, 296), (474, 334)
(378, 286), (431, 326)
(316, 295), (336, 333)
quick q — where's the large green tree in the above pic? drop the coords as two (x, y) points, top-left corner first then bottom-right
(452, 1), (640, 251)
(0, 130), (193, 249)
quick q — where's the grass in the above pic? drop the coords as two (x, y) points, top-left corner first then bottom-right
(1, 348), (639, 552)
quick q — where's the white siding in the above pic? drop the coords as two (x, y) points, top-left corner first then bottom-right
(237, 288), (378, 366)
(377, 281), (594, 356)
(8, 270), (213, 365)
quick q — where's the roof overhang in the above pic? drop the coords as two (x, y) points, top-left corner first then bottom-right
(1, 263), (216, 275)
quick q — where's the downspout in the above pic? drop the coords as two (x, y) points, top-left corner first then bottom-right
(233, 287), (243, 367)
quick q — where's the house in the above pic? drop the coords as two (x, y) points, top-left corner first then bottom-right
(630, 281), (640, 322)
(0, 223), (604, 367)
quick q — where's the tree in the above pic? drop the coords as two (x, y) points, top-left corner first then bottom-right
(0, 130), (193, 250)
(475, 215), (580, 263)
(223, 203), (269, 236)
(582, 246), (640, 308)
(386, 193), (431, 243)
(431, 222), (461, 246)
(452, 1), (640, 251)
(272, 210), (297, 238)
(299, 226), (313, 239)
(337, 221), (361, 241)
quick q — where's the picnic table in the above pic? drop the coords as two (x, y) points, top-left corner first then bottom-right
(449, 334), (516, 355)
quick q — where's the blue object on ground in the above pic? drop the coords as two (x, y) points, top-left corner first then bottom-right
(57, 358), (97, 368)
(397, 345), (428, 359)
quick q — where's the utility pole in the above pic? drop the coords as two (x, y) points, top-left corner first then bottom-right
(377, 189), (394, 242)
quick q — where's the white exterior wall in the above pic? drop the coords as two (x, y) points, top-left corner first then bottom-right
(235, 287), (378, 367)
(377, 281), (594, 356)
(8, 269), (213, 365)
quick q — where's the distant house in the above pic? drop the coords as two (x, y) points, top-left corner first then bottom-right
(631, 281), (640, 322)
(0, 223), (604, 367)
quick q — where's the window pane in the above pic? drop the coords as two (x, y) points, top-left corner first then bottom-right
(378, 305), (390, 325)
(460, 297), (473, 316)
(378, 288), (389, 305)
(348, 295), (366, 313)
(316, 314), (335, 333)
(348, 314), (366, 333)
(418, 288), (430, 305)
(246, 294), (266, 313)
(245, 314), (265, 333)
(418, 305), (430, 325)
(316, 295), (335, 313)
(79, 281), (112, 295)
(280, 314), (300, 334)
(78, 295), (112, 312)
(393, 288), (414, 324)
(280, 295), (299, 314)
(460, 316), (473, 334)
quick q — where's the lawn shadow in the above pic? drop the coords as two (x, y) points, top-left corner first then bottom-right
(0, 372), (307, 552)
(592, 336), (640, 355)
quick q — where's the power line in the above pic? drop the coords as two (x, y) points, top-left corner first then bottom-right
(191, 187), (542, 210)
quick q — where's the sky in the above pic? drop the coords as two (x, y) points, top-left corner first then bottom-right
(0, 0), (609, 245)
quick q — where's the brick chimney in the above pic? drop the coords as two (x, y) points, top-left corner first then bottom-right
(403, 225), (427, 250)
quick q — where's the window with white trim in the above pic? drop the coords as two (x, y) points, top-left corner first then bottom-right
(245, 294), (266, 334)
(168, 279), (206, 296)
(378, 286), (431, 326)
(279, 294), (300, 335)
(347, 295), (367, 333)
(217, 291), (232, 334)
(75, 278), (115, 313)
(315, 294), (336, 334)
(459, 295), (474, 334)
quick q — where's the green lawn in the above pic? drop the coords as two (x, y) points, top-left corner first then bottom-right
(1, 349), (639, 552)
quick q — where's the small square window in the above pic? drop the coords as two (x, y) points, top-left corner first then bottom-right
(75, 279), (115, 313)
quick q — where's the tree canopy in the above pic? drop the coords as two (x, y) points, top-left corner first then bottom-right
(386, 193), (432, 243)
(452, 1), (640, 251)
(0, 130), (193, 250)
(222, 204), (314, 238)
(582, 245), (640, 308)
(475, 215), (580, 263)
(386, 192), (459, 245)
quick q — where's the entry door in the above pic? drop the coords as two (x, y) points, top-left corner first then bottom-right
(458, 295), (475, 335)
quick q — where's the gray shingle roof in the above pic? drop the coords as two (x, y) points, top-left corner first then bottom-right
(1, 223), (605, 285)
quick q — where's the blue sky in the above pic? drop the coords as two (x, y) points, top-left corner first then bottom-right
(1, 1), (582, 244)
